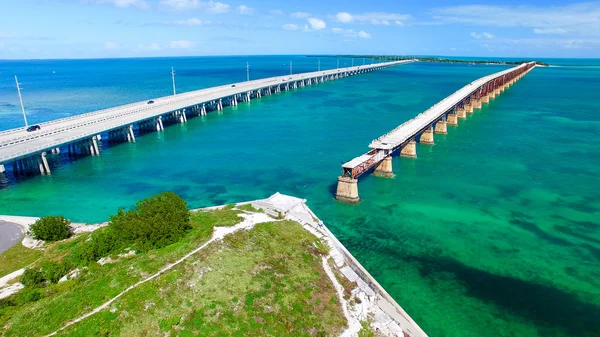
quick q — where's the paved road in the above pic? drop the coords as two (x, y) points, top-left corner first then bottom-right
(0, 221), (23, 254)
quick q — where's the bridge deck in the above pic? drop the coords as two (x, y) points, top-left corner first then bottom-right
(0, 60), (411, 165)
(369, 62), (534, 150)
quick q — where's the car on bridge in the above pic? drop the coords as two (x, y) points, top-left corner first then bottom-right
(147, 100), (155, 104)
(26, 125), (41, 132)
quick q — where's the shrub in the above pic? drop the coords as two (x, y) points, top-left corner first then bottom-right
(29, 216), (71, 242)
(109, 192), (191, 251)
(76, 229), (123, 263)
(20, 268), (45, 287)
(41, 261), (73, 284)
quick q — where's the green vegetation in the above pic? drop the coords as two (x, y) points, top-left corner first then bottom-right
(59, 221), (345, 336)
(0, 194), (347, 336)
(29, 216), (72, 242)
(0, 244), (42, 278)
(109, 191), (191, 252)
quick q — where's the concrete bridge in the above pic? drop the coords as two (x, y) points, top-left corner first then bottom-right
(0, 60), (411, 177)
(335, 62), (536, 203)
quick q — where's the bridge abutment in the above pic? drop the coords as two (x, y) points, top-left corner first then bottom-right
(373, 156), (394, 178)
(400, 140), (417, 158)
(335, 176), (360, 203)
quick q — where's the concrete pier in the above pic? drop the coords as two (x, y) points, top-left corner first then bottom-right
(420, 129), (434, 145)
(457, 108), (467, 120)
(447, 113), (459, 126)
(400, 140), (417, 158)
(434, 121), (447, 134)
(335, 176), (360, 203)
(373, 156), (394, 178)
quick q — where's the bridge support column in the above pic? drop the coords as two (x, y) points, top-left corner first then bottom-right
(420, 129), (434, 145)
(128, 125), (136, 142)
(335, 176), (359, 203)
(447, 113), (459, 126)
(0, 164), (5, 174)
(41, 152), (51, 175)
(158, 116), (164, 131)
(373, 156), (394, 178)
(91, 137), (100, 156)
(465, 103), (474, 114)
(201, 104), (206, 116)
(481, 95), (490, 104)
(400, 140), (417, 158)
(472, 99), (482, 110)
(434, 120), (447, 134)
(457, 108), (467, 120)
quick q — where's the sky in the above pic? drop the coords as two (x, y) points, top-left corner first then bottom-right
(0, 0), (599, 59)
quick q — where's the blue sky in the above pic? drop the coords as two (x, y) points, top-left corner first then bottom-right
(1, 0), (599, 59)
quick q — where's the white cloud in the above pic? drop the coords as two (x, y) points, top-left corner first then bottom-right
(104, 42), (119, 49)
(91, 0), (148, 8)
(283, 24), (299, 31)
(237, 5), (254, 15)
(307, 18), (326, 30)
(135, 42), (162, 51)
(432, 3), (600, 38)
(159, 0), (230, 13)
(291, 12), (310, 18)
(169, 18), (210, 26)
(358, 31), (371, 39)
(331, 28), (371, 39)
(336, 12), (354, 23)
(170, 40), (196, 49)
(534, 28), (568, 34)
(351, 12), (411, 26)
(470, 32), (495, 39)
(270, 9), (284, 16)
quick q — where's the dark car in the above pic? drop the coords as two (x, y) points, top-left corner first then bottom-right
(147, 100), (155, 104)
(26, 125), (41, 132)
(231, 84), (236, 87)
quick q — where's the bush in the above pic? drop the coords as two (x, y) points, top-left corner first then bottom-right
(76, 229), (123, 263)
(41, 261), (72, 284)
(29, 216), (71, 242)
(109, 192), (191, 251)
(20, 268), (45, 287)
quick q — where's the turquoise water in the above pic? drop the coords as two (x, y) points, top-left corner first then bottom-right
(1, 57), (599, 337)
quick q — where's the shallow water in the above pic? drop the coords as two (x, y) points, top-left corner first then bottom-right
(0, 56), (599, 337)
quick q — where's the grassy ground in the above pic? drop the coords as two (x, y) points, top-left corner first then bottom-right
(0, 209), (347, 336)
(0, 244), (42, 278)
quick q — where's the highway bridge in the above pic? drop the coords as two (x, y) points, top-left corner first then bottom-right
(335, 62), (536, 203)
(0, 60), (412, 176)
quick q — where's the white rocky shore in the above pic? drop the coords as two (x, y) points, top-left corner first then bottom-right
(0, 193), (427, 337)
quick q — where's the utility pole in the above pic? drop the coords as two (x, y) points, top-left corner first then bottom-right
(246, 62), (250, 81)
(15, 76), (28, 129)
(171, 66), (176, 95)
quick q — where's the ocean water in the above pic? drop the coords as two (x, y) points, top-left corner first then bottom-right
(0, 56), (599, 337)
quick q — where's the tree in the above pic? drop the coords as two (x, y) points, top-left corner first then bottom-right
(29, 216), (71, 242)
(109, 192), (191, 251)
(20, 268), (45, 287)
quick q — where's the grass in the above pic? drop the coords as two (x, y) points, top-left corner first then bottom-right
(0, 207), (244, 337)
(0, 244), (43, 278)
(57, 220), (346, 336)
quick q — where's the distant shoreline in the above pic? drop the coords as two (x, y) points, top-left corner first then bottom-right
(306, 55), (549, 67)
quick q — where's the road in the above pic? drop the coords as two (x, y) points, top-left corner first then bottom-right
(0, 221), (23, 254)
